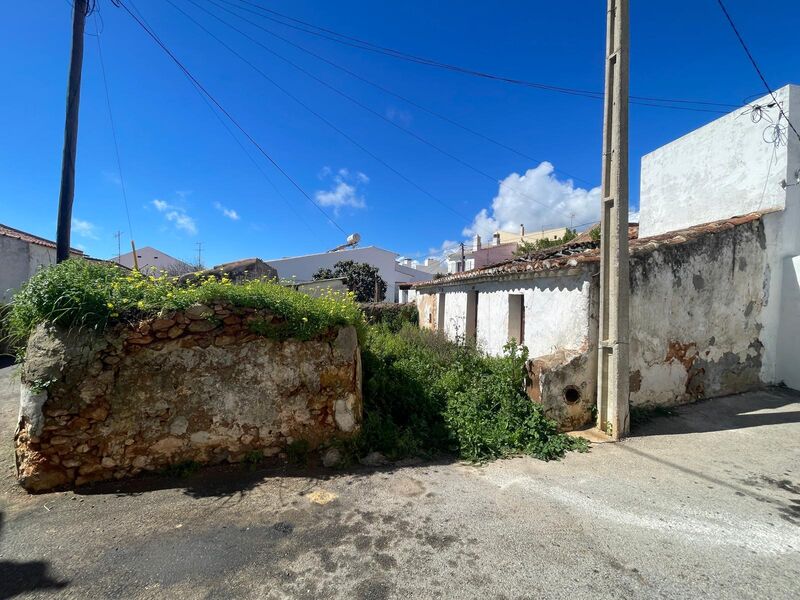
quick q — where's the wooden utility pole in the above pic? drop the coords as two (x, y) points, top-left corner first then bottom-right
(56, 0), (90, 263)
(596, 0), (630, 440)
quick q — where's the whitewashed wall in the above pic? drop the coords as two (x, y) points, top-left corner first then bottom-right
(425, 273), (593, 358)
(474, 277), (592, 357)
(639, 85), (796, 238)
(266, 246), (431, 303)
(765, 87), (800, 389)
(1, 237), (73, 303)
(442, 291), (468, 341)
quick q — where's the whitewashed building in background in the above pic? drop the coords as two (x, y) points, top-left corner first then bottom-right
(265, 245), (433, 303)
(115, 246), (187, 273)
(0, 224), (84, 303)
(414, 84), (800, 429)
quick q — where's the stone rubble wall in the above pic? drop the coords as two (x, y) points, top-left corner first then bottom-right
(15, 303), (362, 492)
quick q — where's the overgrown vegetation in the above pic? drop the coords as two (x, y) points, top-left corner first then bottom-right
(589, 225), (601, 242)
(313, 260), (387, 302)
(4, 259), (365, 353)
(5, 259), (586, 466)
(513, 228), (578, 256)
(349, 324), (588, 463)
(360, 302), (419, 332)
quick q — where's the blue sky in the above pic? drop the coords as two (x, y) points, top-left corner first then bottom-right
(1, 0), (797, 266)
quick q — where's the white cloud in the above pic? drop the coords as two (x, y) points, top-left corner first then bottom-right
(315, 167), (368, 214)
(386, 106), (413, 128)
(151, 198), (197, 235)
(628, 210), (640, 223)
(463, 162), (600, 239)
(214, 201), (240, 221)
(72, 218), (98, 239)
(427, 239), (459, 262)
(165, 210), (197, 235)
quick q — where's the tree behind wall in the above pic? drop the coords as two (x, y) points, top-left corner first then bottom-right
(513, 228), (578, 256)
(313, 260), (387, 302)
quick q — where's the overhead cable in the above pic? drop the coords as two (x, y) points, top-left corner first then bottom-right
(114, 0), (347, 234)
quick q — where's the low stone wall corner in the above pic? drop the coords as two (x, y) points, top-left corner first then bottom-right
(15, 307), (362, 492)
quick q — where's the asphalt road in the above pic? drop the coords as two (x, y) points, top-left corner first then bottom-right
(1, 364), (799, 599)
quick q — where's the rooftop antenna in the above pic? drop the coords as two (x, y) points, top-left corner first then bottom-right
(328, 232), (361, 252)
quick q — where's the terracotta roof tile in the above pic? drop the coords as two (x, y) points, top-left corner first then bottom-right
(0, 223), (84, 255)
(415, 213), (769, 287)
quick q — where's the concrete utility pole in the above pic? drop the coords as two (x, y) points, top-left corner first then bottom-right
(56, 0), (89, 263)
(596, 0), (630, 440)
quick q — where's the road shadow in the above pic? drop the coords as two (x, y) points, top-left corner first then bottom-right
(0, 513), (69, 599)
(630, 386), (800, 437)
(616, 443), (800, 525)
(72, 454), (458, 503)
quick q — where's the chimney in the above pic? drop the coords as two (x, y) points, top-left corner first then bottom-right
(493, 232), (501, 246)
(520, 224), (525, 236)
(473, 235), (482, 252)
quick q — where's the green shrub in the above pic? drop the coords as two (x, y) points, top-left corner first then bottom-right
(360, 302), (419, 332)
(356, 324), (587, 463)
(5, 259), (365, 353)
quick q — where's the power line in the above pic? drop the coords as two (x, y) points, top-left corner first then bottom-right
(218, 0), (736, 113)
(121, 2), (316, 236)
(715, 0), (800, 143)
(94, 12), (134, 244)
(121, 1), (313, 235)
(170, 0), (471, 222)
(203, 0), (593, 187)
(181, 0), (579, 219)
(114, 0), (347, 235)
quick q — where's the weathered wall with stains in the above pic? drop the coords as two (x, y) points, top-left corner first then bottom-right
(15, 304), (362, 492)
(637, 84), (800, 391)
(628, 218), (769, 406)
(417, 292), (438, 331)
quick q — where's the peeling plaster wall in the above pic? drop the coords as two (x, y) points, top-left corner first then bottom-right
(15, 306), (362, 492)
(629, 220), (769, 406)
(417, 292), (438, 331)
(638, 84), (800, 390)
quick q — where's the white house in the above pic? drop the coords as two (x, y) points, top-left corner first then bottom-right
(265, 245), (433, 302)
(115, 246), (187, 273)
(0, 224), (84, 303)
(414, 84), (800, 429)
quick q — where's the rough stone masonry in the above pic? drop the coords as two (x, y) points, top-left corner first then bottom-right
(14, 303), (362, 492)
